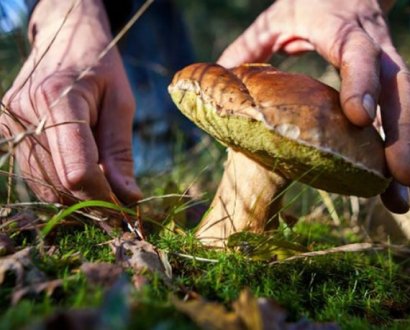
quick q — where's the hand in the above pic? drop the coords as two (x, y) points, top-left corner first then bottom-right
(0, 0), (141, 204)
(218, 0), (410, 213)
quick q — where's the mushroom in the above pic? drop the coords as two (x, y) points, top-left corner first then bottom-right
(168, 63), (390, 246)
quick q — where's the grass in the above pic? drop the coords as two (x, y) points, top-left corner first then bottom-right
(0, 205), (409, 329)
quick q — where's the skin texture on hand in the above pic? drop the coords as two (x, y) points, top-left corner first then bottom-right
(218, 0), (410, 213)
(0, 0), (142, 205)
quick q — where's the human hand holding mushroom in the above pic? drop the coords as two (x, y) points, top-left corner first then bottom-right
(217, 0), (410, 214)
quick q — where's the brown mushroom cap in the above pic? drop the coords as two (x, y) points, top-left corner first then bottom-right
(168, 63), (390, 197)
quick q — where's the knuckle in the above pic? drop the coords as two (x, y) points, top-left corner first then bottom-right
(0, 120), (12, 137)
(61, 165), (94, 191)
(103, 146), (134, 164)
(328, 23), (381, 66)
(118, 89), (137, 115)
(35, 76), (68, 105)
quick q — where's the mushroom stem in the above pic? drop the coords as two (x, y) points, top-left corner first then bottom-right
(196, 148), (290, 246)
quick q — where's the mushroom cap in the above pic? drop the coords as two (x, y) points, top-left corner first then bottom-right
(168, 63), (390, 197)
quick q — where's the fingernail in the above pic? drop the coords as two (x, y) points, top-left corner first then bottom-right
(362, 93), (376, 120)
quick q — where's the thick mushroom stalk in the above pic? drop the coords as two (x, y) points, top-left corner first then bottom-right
(196, 149), (289, 246)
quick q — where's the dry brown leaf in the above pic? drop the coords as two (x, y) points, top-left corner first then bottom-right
(33, 309), (100, 330)
(255, 296), (339, 330)
(0, 207), (12, 218)
(233, 289), (264, 330)
(12, 279), (62, 305)
(110, 234), (172, 284)
(80, 262), (123, 287)
(0, 247), (40, 286)
(30, 275), (133, 330)
(0, 232), (14, 256)
(0, 247), (65, 305)
(174, 289), (340, 330)
(172, 296), (244, 330)
(256, 297), (288, 329)
(0, 209), (39, 232)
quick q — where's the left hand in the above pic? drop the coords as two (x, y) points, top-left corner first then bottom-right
(218, 0), (410, 213)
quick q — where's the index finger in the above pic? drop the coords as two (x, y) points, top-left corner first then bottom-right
(37, 76), (114, 202)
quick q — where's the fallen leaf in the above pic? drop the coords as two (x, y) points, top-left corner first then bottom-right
(0, 232), (14, 256)
(172, 296), (243, 330)
(12, 279), (62, 305)
(32, 309), (100, 330)
(0, 209), (39, 233)
(0, 247), (37, 286)
(30, 276), (133, 330)
(174, 289), (340, 330)
(0, 207), (12, 218)
(236, 289), (340, 330)
(111, 234), (172, 284)
(255, 297), (288, 329)
(233, 289), (264, 330)
(0, 247), (64, 304)
(80, 262), (123, 287)
(259, 298), (339, 329)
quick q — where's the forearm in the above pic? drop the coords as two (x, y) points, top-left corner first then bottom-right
(28, 0), (112, 47)
(25, 0), (115, 73)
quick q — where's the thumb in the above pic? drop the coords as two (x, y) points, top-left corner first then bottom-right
(97, 90), (142, 205)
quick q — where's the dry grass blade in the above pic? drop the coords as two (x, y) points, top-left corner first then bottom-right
(171, 252), (218, 264)
(269, 243), (410, 264)
(317, 189), (341, 226)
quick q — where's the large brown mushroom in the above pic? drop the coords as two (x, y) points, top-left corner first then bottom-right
(168, 63), (390, 246)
